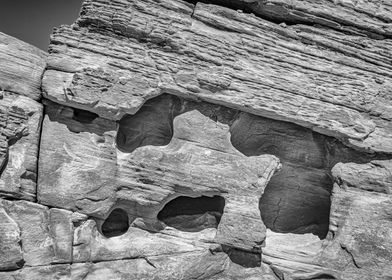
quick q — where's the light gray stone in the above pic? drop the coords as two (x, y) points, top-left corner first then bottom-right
(0, 32), (46, 100)
(0, 93), (43, 200)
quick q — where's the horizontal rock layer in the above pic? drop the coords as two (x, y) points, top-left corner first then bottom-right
(0, 32), (46, 100)
(43, 0), (392, 154)
(201, 0), (392, 38)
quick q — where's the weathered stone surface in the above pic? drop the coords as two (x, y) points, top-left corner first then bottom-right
(0, 32), (46, 100)
(319, 160), (392, 279)
(258, 160), (392, 279)
(42, 0), (392, 154)
(0, 93), (43, 200)
(38, 97), (280, 254)
(0, 198), (73, 268)
(0, 206), (22, 271)
(208, 0), (392, 38)
(1, 0), (392, 278)
(262, 230), (331, 279)
(332, 160), (392, 194)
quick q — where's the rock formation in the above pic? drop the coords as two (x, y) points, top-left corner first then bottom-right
(0, 0), (391, 279)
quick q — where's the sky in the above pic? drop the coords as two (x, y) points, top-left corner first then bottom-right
(0, 0), (83, 50)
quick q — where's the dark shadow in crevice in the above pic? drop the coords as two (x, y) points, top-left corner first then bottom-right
(116, 94), (237, 153)
(259, 166), (332, 239)
(72, 108), (99, 124)
(0, 149), (9, 176)
(157, 195), (225, 232)
(308, 274), (337, 280)
(43, 99), (115, 136)
(185, 0), (321, 26)
(1, 134), (25, 177)
(222, 245), (261, 268)
(114, 94), (391, 239)
(101, 208), (129, 238)
(116, 95), (180, 153)
(230, 112), (389, 239)
(185, 0), (389, 39)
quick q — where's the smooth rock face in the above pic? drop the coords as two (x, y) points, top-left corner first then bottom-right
(1, 0), (392, 279)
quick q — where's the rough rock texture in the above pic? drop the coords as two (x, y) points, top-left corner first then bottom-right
(0, 33), (45, 201)
(1, 0), (392, 279)
(38, 96), (280, 253)
(0, 32), (46, 100)
(0, 93), (43, 200)
(42, 0), (392, 154)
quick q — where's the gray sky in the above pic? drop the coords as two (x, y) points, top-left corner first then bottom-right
(0, 0), (83, 50)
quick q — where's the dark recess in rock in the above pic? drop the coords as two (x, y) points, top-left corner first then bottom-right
(158, 195), (225, 232)
(116, 95), (180, 153)
(101, 208), (129, 238)
(222, 245), (261, 268)
(116, 94), (236, 153)
(116, 94), (390, 239)
(44, 99), (115, 136)
(230, 111), (386, 239)
(72, 108), (99, 124)
(0, 149), (8, 176)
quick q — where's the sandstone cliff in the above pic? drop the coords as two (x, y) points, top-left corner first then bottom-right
(0, 0), (391, 279)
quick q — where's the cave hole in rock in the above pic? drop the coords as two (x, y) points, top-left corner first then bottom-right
(101, 208), (129, 238)
(230, 112), (386, 239)
(116, 95), (181, 153)
(115, 93), (387, 238)
(72, 108), (99, 124)
(157, 195), (225, 232)
(116, 94), (237, 153)
(309, 274), (337, 280)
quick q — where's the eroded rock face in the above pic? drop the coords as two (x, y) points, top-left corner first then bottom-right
(0, 32), (46, 100)
(1, 0), (392, 279)
(0, 93), (43, 200)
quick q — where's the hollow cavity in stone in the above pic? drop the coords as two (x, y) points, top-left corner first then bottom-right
(101, 208), (129, 238)
(222, 245), (262, 268)
(116, 94), (386, 239)
(72, 108), (99, 124)
(157, 195), (225, 232)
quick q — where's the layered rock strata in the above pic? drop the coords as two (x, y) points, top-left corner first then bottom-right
(0, 0), (392, 279)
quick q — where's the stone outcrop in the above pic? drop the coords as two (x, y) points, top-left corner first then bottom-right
(0, 0), (392, 279)
(0, 33), (45, 200)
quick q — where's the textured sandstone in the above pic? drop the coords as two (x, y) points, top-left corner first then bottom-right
(0, 32), (46, 100)
(320, 160), (392, 279)
(38, 97), (280, 253)
(0, 251), (228, 280)
(0, 93), (43, 200)
(42, 0), (392, 154)
(1, 0), (392, 279)
(0, 31), (46, 201)
(0, 198), (73, 269)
